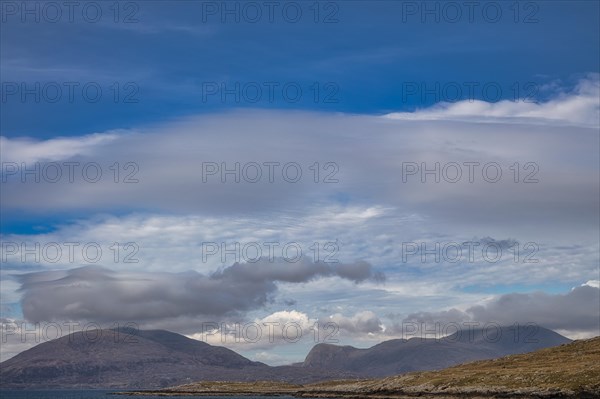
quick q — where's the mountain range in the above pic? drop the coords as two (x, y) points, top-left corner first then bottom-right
(302, 324), (570, 377)
(0, 325), (571, 388)
(144, 337), (599, 398)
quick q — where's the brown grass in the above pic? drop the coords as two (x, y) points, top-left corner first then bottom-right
(118, 337), (600, 398)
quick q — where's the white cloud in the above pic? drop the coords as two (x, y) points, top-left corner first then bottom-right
(188, 310), (320, 351)
(583, 280), (600, 288)
(0, 133), (120, 164)
(385, 75), (600, 128)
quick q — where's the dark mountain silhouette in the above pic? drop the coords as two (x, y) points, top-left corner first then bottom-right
(0, 325), (571, 388)
(0, 327), (352, 388)
(302, 325), (571, 377)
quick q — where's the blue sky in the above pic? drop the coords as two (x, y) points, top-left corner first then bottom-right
(2, 1), (599, 137)
(1, 1), (599, 364)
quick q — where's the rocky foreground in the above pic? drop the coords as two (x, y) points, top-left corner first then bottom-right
(118, 337), (600, 398)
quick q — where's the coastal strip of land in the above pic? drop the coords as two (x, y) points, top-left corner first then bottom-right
(116, 337), (600, 398)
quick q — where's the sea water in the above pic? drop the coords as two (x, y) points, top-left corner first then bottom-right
(0, 392), (302, 399)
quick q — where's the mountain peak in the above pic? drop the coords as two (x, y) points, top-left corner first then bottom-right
(302, 325), (571, 377)
(0, 328), (352, 388)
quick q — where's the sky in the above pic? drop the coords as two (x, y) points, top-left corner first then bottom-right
(0, 0), (599, 365)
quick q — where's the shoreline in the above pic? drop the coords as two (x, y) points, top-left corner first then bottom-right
(112, 382), (594, 399)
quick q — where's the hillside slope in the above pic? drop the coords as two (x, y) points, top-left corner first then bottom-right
(136, 337), (600, 398)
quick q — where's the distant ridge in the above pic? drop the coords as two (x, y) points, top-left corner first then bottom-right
(0, 325), (571, 388)
(302, 325), (571, 377)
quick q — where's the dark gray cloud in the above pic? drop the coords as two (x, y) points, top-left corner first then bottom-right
(323, 311), (384, 335)
(402, 308), (472, 326)
(333, 261), (386, 283)
(478, 237), (519, 250)
(466, 285), (600, 332)
(394, 284), (600, 335)
(17, 258), (384, 323)
(212, 257), (380, 284)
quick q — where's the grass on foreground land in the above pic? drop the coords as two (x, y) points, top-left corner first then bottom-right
(121, 337), (600, 398)
(302, 337), (600, 396)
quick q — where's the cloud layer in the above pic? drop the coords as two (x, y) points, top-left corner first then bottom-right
(2, 77), (599, 235)
(397, 283), (600, 338)
(17, 259), (383, 323)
